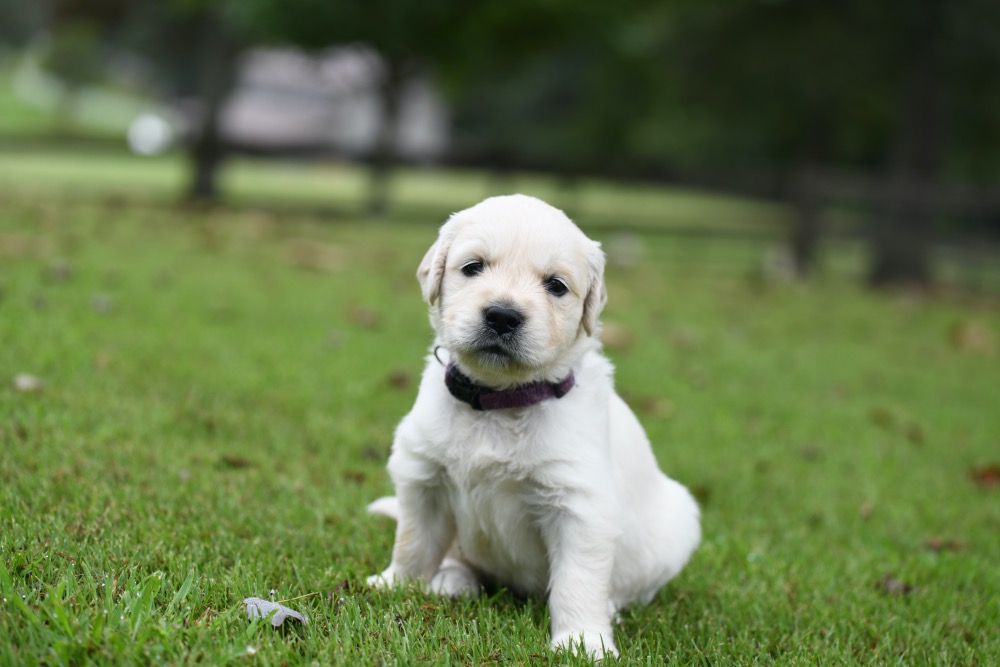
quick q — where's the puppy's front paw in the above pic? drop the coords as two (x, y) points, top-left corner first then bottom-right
(552, 630), (618, 660)
(366, 567), (398, 589)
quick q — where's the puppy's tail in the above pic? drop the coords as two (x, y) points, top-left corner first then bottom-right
(367, 496), (400, 521)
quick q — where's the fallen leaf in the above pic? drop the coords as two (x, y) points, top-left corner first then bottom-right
(347, 306), (381, 330)
(689, 483), (712, 505)
(923, 536), (965, 553)
(243, 597), (308, 626)
(782, 581), (797, 602)
(327, 579), (353, 610)
(949, 320), (996, 357)
(387, 370), (412, 390)
(0, 233), (34, 258)
(600, 322), (634, 350)
(343, 469), (366, 484)
(859, 502), (874, 519)
(46, 260), (74, 283)
(13, 374), (43, 393)
(220, 454), (253, 469)
(904, 422), (926, 447)
(800, 445), (824, 461)
(636, 396), (674, 418)
(285, 239), (345, 273)
(877, 573), (914, 596)
(328, 579), (351, 598)
(968, 463), (1000, 488)
(361, 445), (384, 462)
(868, 406), (896, 430)
(11, 420), (28, 441)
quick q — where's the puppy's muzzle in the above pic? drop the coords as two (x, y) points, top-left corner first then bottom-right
(483, 305), (524, 336)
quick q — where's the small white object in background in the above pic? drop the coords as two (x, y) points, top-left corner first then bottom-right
(243, 597), (308, 627)
(14, 374), (43, 392)
(127, 112), (174, 156)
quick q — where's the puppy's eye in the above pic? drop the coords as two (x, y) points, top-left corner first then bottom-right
(544, 277), (569, 297)
(461, 260), (485, 277)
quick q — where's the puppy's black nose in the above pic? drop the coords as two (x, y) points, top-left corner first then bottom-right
(484, 305), (524, 335)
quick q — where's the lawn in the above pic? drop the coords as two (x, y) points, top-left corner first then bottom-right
(1, 176), (998, 665)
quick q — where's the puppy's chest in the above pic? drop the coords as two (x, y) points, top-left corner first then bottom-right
(434, 412), (556, 592)
(437, 411), (549, 483)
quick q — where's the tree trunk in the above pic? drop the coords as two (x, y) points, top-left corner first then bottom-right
(368, 57), (408, 217)
(186, 13), (240, 203)
(789, 165), (821, 278)
(868, 0), (946, 288)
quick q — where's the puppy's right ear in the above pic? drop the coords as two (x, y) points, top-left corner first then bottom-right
(580, 240), (608, 336)
(417, 223), (455, 305)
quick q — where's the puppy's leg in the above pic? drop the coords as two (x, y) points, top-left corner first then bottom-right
(541, 510), (619, 658)
(428, 551), (481, 598)
(367, 480), (455, 590)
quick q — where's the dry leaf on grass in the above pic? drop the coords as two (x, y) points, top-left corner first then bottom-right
(600, 322), (634, 350)
(636, 396), (675, 418)
(968, 463), (1000, 488)
(877, 574), (914, 596)
(868, 406), (896, 430)
(923, 536), (965, 553)
(387, 369), (412, 390)
(285, 239), (346, 273)
(949, 320), (996, 357)
(0, 233), (35, 258)
(243, 598), (309, 627)
(219, 454), (253, 469)
(14, 374), (44, 393)
(346, 306), (381, 330)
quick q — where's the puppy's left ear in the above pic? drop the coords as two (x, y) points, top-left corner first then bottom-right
(417, 220), (457, 305)
(580, 240), (608, 336)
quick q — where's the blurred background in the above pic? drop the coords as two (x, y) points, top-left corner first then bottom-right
(2, 0), (999, 291)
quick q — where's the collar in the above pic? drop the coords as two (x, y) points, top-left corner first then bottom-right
(444, 362), (575, 411)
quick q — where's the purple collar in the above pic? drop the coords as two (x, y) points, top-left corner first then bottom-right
(445, 363), (575, 411)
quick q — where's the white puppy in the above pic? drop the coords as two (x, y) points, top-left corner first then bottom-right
(367, 194), (700, 658)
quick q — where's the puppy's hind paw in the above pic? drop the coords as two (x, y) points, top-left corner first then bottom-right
(427, 557), (481, 598)
(552, 630), (618, 660)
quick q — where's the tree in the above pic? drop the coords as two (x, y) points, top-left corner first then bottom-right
(0, 0), (47, 52)
(116, 0), (246, 202)
(593, 0), (1000, 286)
(237, 0), (591, 215)
(234, 0), (460, 214)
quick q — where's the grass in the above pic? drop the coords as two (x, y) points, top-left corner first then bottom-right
(0, 147), (784, 234)
(1, 175), (999, 665)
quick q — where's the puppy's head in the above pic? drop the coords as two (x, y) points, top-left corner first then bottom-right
(417, 194), (607, 387)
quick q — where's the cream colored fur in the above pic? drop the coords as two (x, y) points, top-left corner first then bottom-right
(367, 194), (700, 659)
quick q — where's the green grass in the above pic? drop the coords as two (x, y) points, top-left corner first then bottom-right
(0, 147), (785, 233)
(1, 183), (999, 665)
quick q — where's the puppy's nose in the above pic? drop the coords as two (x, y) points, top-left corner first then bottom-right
(484, 305), (524, 335)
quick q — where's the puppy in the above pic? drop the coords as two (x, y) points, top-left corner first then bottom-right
(367, 194), (700, 658)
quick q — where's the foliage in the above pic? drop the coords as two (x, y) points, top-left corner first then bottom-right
(40, 21), (106, 92)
